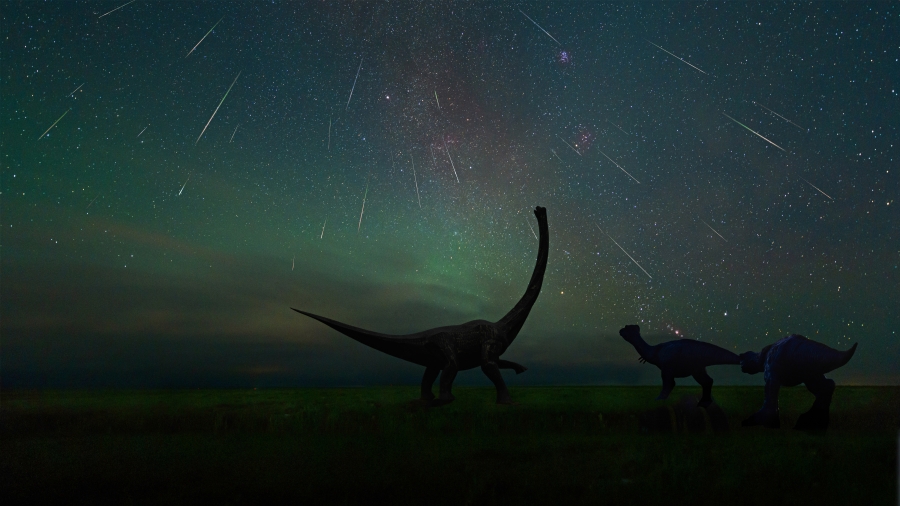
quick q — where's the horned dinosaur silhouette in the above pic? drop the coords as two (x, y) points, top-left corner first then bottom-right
(619, 325), (740, 407)
(292, 206), (548, 405)
(740, 334), (857, 430)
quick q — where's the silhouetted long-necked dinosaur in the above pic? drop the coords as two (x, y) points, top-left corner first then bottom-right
(740, 334), (857, 430)
(292, 206), (548, 405)
(619, 325), (740, 407)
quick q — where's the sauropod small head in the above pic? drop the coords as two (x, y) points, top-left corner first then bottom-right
(618, 324), (641, 344)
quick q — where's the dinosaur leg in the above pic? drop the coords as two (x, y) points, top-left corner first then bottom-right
(482, 361), (514, 404)
(657, 373), (676, 400)
(794, 375), (835, 431)
(497, 359), (527, 374)
(742, 379), (781, 428)
(419, 366), (440, 401)
(692, 368), (714, 408)
(430, 365), (458, 406)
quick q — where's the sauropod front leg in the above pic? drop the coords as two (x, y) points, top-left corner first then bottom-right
(482, 361), (513, 404)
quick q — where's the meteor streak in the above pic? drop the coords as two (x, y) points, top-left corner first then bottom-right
(442, 137), (460, 182)
(196, 71), (241, 145)
(752, 101), (805, 131)
(178, 174), (190, 195)
(346, 57), (363, 111)
(645, 39), (708, 75)
(86, 193), (101, 208)
(411, 154), (421, 209)
(598, 149), (641, 184)
(551, 149), (564, 163)
(596, 224), (652, 279)
(799, 176), (833, 200)
(186, 16), (224, 58)
(434, 91), (441, 110)
(137, 125), (148, 137)
(292, 256), (295, 271)
(38, 109), (70, 140)
(525, 216), (537, 239)
(700, 219), (728, 242)
(722, 112), (787, 152)
(518, 9), (561, 46)
(68, 83), (84, 97)
(320, 218), (327, 239)
(229, 124), (239, 142)
(556, 134), (581, 156)
(98, 0), (136, 19)
(607, 120), (631, 135)
(357, 179), (369, 233)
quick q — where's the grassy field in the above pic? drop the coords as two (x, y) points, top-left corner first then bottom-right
(2, 386), (898, 505)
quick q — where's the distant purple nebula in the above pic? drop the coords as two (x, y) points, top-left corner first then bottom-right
(558, 50), (570, 64)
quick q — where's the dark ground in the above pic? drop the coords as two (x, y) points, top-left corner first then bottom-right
(2, 386), (898, 505)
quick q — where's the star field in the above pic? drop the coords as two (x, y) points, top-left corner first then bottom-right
(2, 1), (897, 387)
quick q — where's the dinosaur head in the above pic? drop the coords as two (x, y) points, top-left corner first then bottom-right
(739, 351), (764, 374)
(619, 325), (641, 344)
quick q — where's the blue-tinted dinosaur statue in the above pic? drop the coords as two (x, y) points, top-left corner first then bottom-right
(292, 206), (549, 405)
(619, 325), (740, 407)
(740, 334), (858, 430)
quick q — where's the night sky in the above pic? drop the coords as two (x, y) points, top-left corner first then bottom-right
(2, 1), (897, 388)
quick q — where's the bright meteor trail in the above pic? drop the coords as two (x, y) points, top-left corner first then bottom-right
(38, 109), (70, 140)
(645, 39), (708, 75)
(196, 71), (241, 145)
(186, 16), (224, 58)
(178, 174), (190, 196)
(799, 177), (834, 200)
(411, 154), (421, 209)
(98, 0), (136, 19)
(752, 101), (805, 131)
(557, 134), (581, 156)
(357, 179), (369, 233)
(525, 216), (537, 239)
(518, 9), (561, 46)
(443, 137), (460, 183)
(346, 57), (363, 111)
(700, 219), (728, 243)
(722, 112), (787, 152)
(607, 120), (632, 136)
(596, 224), (652, 279)
(598, 149), (641, 184)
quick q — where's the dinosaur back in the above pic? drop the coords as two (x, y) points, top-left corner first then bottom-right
(657, 340), (740, 372)
(765, 335), (858, 382)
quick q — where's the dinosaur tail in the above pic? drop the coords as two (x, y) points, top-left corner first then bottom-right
(837, 342), (858, 370)
(291, 308), (444, 368)
(717, 349), (742, 365)
(813, 339), (858, 374)
(696, 341), (741, 365)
